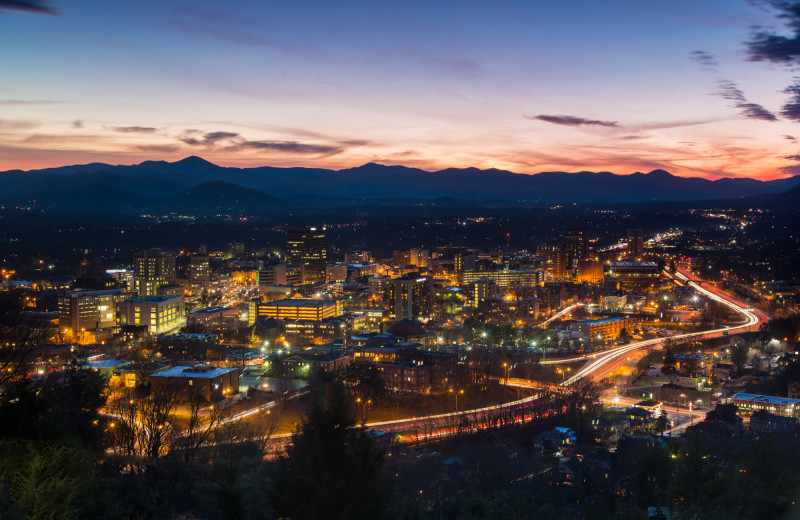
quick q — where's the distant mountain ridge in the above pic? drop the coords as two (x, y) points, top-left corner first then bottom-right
(2, 156), (798, 214)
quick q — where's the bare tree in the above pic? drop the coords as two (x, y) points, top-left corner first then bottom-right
(0, 292), (45, 387)
(106, 387), (178, 458)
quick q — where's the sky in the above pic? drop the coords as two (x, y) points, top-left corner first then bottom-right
(2, 0), (800, 180)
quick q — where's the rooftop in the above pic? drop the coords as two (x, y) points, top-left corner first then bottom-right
(265, 298), (335, 308)
(126, 295), (181, 303)
(732, 393), (800, 406)
(152, 365), (238, 379)
(574, 317), (629, 325)
(608, 261), (658, 268)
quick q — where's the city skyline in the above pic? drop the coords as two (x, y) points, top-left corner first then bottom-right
(4, 0), (800, 180)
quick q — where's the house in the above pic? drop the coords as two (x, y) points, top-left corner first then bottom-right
(547, 456), (579, 487)
(149, 364), (239, 401)
(114, 362), (168, 388)
(283, 350), (350, 374)
(533, 427), (576, 453)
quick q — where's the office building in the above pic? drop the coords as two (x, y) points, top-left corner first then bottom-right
(462, 266), (543, 287)
(258, 264), (287, 286)
(189, 254), (210, 295)
(122, 295), (185, 334)
(250, 298), (340, 321)
(389, 274), (434, 320)
(628, 229), (644, 261)
(466, 278), (497, 307)
(565, 227), (589, 264)
(133, 249), (176, 296)
(569, 316), (636, 340)
(58, 288), (131, 334)
(606, 261), (660, 291)
(731, 393), (800, 418)
(187, 306), (240, 333)
(286, 226), (326, 284)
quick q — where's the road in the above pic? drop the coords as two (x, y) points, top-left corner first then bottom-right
(536, 303), (583, 328)
(559, 267), (768, 386)
(603, 395), (706, 434)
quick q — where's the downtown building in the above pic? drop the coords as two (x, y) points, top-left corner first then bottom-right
(388, 274), (434, 320)
(286, 226), (326, 284)
(58, 287), (132, 338)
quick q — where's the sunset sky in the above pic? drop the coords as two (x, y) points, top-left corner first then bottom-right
(3, 0), (800, 179)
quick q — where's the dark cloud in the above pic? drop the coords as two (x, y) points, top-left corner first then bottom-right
(178, 130), (344, 156)
(0, 0), (58, 14)
(784, 134), (797, 141)
(180, 131), (240, 146)
(232, 140), (343, 155)
(781, 80), (800, 121)
(715, 80), (778, 121)
(525, 114), (618, 127)
(108, 126), (158, 134)
(783, 154), (800, 160)
(746, 1), (800, 63)
(690, 50), (719, 71)
(71, 119), (83, 128)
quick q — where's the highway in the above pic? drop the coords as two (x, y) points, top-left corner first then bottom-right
(536, 303), (583, 328)
(560, 267), (767, 386)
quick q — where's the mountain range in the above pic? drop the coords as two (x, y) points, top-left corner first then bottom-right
(2, 156), (799, 214)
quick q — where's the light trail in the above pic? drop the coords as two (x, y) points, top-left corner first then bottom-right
(561, 268), (766, 386)
(535, 303), (583, 328)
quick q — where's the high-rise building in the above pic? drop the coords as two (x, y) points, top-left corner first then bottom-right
(552, 248), (569, 280)
(133, 249), (176, 296)
(466, 278), (497, 307)
(389, 274), (434, 320)
(565, 227), (589, 264)
(627, 229), (644, 261)
(286, 227), (326, 284)
(189, 254), (210, 295)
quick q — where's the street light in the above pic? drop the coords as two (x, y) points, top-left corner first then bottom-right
(449, 388), (464, 413)
(356, 397), (371, 422)
(502, 362), (510, 382)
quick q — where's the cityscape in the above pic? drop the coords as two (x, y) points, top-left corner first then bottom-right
(3, 1), (800, 520)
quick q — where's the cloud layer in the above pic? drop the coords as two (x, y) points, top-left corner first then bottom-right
(526, 114), (618, 127)
(0, 0), (57, 14)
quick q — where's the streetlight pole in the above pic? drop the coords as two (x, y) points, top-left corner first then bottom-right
(449, 388), (464, 413)
(503, 362), (509, 383)
(356, 397), (371, 423)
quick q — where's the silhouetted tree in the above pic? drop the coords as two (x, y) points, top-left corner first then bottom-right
(270, 379), (389, 520)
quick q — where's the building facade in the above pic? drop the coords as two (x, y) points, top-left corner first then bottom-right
(286, 227), (326, 284)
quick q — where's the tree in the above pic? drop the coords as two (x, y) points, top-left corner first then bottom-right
(731, 343), (749, 377)
(655, 411), (668, 435)
(662, 348), (678, 375)
(0, 291), (45, 387)
(270, 379), (390, 520)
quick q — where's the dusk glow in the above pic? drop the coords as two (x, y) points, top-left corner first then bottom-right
(3, 0), (800, 179)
